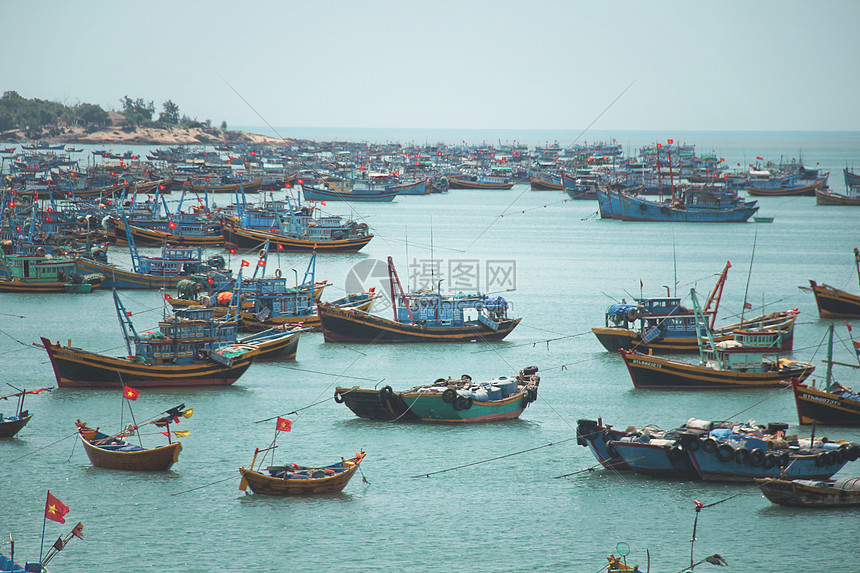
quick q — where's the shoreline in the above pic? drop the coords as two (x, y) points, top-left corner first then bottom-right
(0, 125), (287, 146)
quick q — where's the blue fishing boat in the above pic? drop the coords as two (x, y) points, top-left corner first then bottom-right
(618, 288), (813, 389)
(40, 291), (258, 388)
(614, 186), (759, 222)
(592, 262), (798, 353)
(577, 417), (860, 482)
(318, 257), (520, 343)
(74, 216), (232, 290)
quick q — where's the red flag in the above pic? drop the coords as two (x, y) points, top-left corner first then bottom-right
(240, 260), (250, 268)
(854, 341), (860, 358)
(847, 322), (853, 333)
(639, 280), (643, 289)
(257, 259), (265, 267)
(123, 385), (140, 401)
(168, 221), (177, 229)
(727, 261), (732, 268)
(277, 244), (284, 251)
(71, 522), (84, 539)
(164, 293), (172, 301)
(756, 156), (764, 161)
(743, 302), (752, 310)
(667, 138), (673, 144)
(45, 491), (69, 524)
(229, 248), (237, 254)
(276, 417), (292, 432)
(321, 201), (327, 206)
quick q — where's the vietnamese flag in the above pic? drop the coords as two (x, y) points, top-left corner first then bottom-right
(123, 385), (140, 401)
(257, 259), (265, 267)
(45, 491), (69, 524)
(240, 260), (250, 268)
(277, 244), (284, 251)
(276, 417), (292, 432)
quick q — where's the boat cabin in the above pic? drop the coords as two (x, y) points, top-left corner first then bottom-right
(395, 292), (510, 328)
(134, 307), (239, 364)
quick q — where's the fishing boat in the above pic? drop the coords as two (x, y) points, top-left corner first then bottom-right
(618, 289), (814, 389)
(237, 326), (307, 361)
(613, 186), (759, 222)
(756, 476), (860, 507)
(791, 324), (860, 425)
(40, 292), (258, 388)
(745, 176), (825, 197)
(592, 262), (798, 353)
(447, 176), (514, 190)
(184, 178), (262, 194)
(577, 417), (859, 482)
(815, 186), (860, 206)
(301, 182), (400, 202)
(75, 218), (232, 289)
(335, 366), (540, 423)
(0, 387), (51, 438)
(806, 248), (860, 318)
(75, 404), (189, 471)
(113, 216), (224, 247)
(239, 447), (366, 495)
(319, 257), (520, 343)
(221, 199), (373, 252)
(1, 500), (84, 573)
(529, 172), (563, 191)
(0, 249), (104, 293)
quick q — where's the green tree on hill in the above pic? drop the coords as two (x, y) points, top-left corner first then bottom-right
(158, 99), (180, 126)
(120, 95), (155, 127)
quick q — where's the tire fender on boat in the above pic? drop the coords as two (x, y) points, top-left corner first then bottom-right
(701, 438), (717, 454)
(378, 385), (394, 404)
(333, 389), (344, 404)
(749, 448), (765, 467)
(275, 268), (282, 278)
(716, 443), (734, 462)
(442, 388), (456, 403)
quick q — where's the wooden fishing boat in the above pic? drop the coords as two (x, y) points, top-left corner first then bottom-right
(76, 420), (182, 471)
(319, 256), (520, 343)
(238, 327), (306, 361)
(756, 476), (860, 507)
(791, 324), (860, 425)
(40, 292), (258, 388)
(745, 178), (823, 196)
(75, 221), (232, 290)
(113, 219), (224, 247)
(447, 175), (514, 190)
(816, 187), (860, 206)
(0, 387), (50, 438)
(301, 182), (400, 202)
(529, 174), (563, 190)
(619, 289), (814, 389)
(806, 248), (860, 318)
(222, 219), (373, 252)
(184, 178), (262, 193)
(239, 448), (365, 495)
(0, 250), (104, 293)
(593, 262), (798, 353)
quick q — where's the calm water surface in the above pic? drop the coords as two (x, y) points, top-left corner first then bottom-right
(1, 132), (859, 572)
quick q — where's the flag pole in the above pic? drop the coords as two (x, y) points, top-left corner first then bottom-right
(39, 491), (49, 565)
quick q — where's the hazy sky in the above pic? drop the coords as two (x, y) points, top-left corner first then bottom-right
(4, 1), (859, 132)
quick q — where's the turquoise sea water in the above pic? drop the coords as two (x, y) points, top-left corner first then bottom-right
(1, 131), (859, 572)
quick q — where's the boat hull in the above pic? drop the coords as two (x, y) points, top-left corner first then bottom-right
(318, 304), (521, 342)
(608, 440), (698, 479)
(238, 330), (301, 361)
(239, 455), (364, 495)
(687, 446), (844, 482)
(619, 349), (814, 389)
(0, 414), (34, 438)
(334, 386), (419, 421)
(0, 276), (104, 293)
(74, 257), (222, 290)
(41, 337), (255, 388)
(575, 419), (631, 470)
(222, 224), (372, 252)
(398, 391), (530, 423)
(78, 431), (182, 471)
(301, 184), (399, 202)
(808, 280), (860, 318)
(792, 382), (860, 425)
(757, 477), (860, 507)
(745, 181), (820, 196)
(447, 177), (514, 190)
(816, 189), (860, 206)
(114, 222), (224, 247)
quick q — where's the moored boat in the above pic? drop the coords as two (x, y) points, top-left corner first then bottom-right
(791, 324), (860, 425)
(239, 445), (365, 495)
(40, 292), (258, 388)
(319, 256), (520, 343)
(806, 248), (860, 318)
(0, 387), (51, 438)
(75, 412), (187, 471)
(756, 476), (860, 507)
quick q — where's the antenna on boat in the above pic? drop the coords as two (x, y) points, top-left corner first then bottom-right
(672, 232), (678, 296)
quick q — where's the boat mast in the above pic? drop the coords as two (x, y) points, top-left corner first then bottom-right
(122, 214), (141, 273)
(113, 291), (141, 357)
(702, 261), (731, 330)
(824, 323), (835, 393)
(387, 256), (415, 324)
